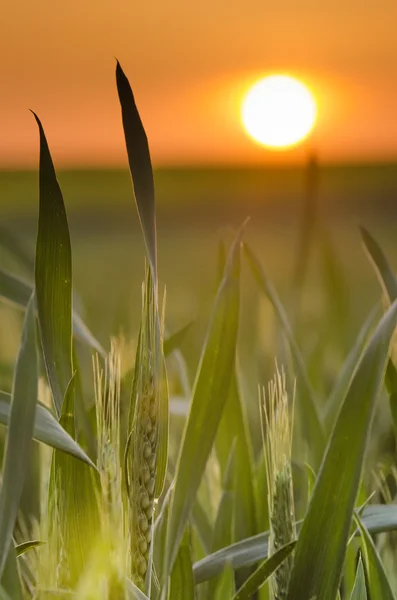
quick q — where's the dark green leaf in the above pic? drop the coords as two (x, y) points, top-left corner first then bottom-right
(33, 112), (73, 415)
(116, 61), (157, 276)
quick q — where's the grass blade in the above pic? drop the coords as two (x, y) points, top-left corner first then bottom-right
(168, 529), (195, 600)
(355, 513), (396, 600)
(0, 295), (37, 578)
(192, 502), (397, 583)
(0, 391), (95, 466)
(232, 541), (296, 600)
(1, 547), (23, 600)
(244, 242), (324, 465)
(164, 230), (241, 579)
(361, 227), (397, 300)
(33, 113), (73, 415)
(14, 540), (44, 557)
(350, 556), (367, 600)
(216, 366), (257, 541)
(285, 300), (397, 600)
(116, 61), (157, 276)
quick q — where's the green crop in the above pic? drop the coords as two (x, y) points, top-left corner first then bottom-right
(0, 61), (397, 600)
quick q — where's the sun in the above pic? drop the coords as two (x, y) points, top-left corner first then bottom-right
(241, 74), (317, 149)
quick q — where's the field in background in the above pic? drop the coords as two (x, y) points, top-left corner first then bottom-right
(2, 163), (397, 397)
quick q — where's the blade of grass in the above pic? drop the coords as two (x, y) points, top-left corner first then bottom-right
(48, 377), (100, 588)
(1, 547), (23, 600)
(350, 556), (367, 600)
(0, 295), (37, 578)
(164, 229), (241, 579)
(164, 321), (194, 357)
(15, 540), (44, 557)
(168, 529), (195, 600)
(192, 502), (397, 583)
(0, 391), (95, 466)
(216, 365), (257, 542)
(232, 541), (296, 600)
(355, 513), (396, 600)
(32, 112), (73, 415)
(285, 300), (397, 600)
(116, 61), (157, 277)
(244, 242), (324, 466)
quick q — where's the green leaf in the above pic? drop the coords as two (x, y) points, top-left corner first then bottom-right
(214, 565), (235, 599)
(168, 529), (195, 600)
(48, 377), (100, 588)
(0, 295), (37, 579)
(0, 267), (105, 358)
(33, 112), (73, 415)
(244, 242), (324, 466)
(350, 556), (367, 600)
(232, 541), (296, 600)
(0, 391), (95, 467)
(15, 540), (44, 557)
(192, 499), (397, 583)
(1, 546), (23, 600)
(216, 365), (256, 542)
(285, 300), (397, 600)
(355, 513), (396, 600)
(116, 61), (157, 276)
(164, 230), (241, 579)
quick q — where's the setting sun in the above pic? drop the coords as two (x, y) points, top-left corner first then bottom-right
(241, 75), (317, 149)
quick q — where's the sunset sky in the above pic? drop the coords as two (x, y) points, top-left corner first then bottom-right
(1, 0), (396, 167)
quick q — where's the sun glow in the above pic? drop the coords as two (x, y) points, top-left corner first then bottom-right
(241, 75), (317, 149)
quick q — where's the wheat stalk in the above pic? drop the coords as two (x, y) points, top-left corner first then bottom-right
(261, 366), (296, 600)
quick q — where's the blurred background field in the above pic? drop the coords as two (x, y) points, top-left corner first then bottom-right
(2, 161), (397, 395)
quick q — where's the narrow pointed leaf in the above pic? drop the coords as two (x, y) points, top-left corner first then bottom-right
(116, 61), (157, 276)
(1, 547), (22, 600)
(232, 541), (296, 600)
(14, 540), (44, 557)
(355, 514), (396, 600)
(244, 242), (324, 465)
(350, 556), (367, 600)
(0, 391), (95, 466)
(285, 300), (397, 600)
(216, 366), (256, 542)
(33, 113), (73, 414)
(164, 232), (241, 578)
(0, 295), (37, 578)
(192, 503), (397, 583)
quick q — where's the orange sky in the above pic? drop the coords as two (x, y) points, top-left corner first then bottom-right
(1, 0), (396, 167)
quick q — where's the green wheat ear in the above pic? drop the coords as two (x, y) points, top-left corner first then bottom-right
(126, 266), (168, 592)
(261, 366), (296, 600)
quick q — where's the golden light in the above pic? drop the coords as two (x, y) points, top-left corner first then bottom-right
(241, 75), (317, 149)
